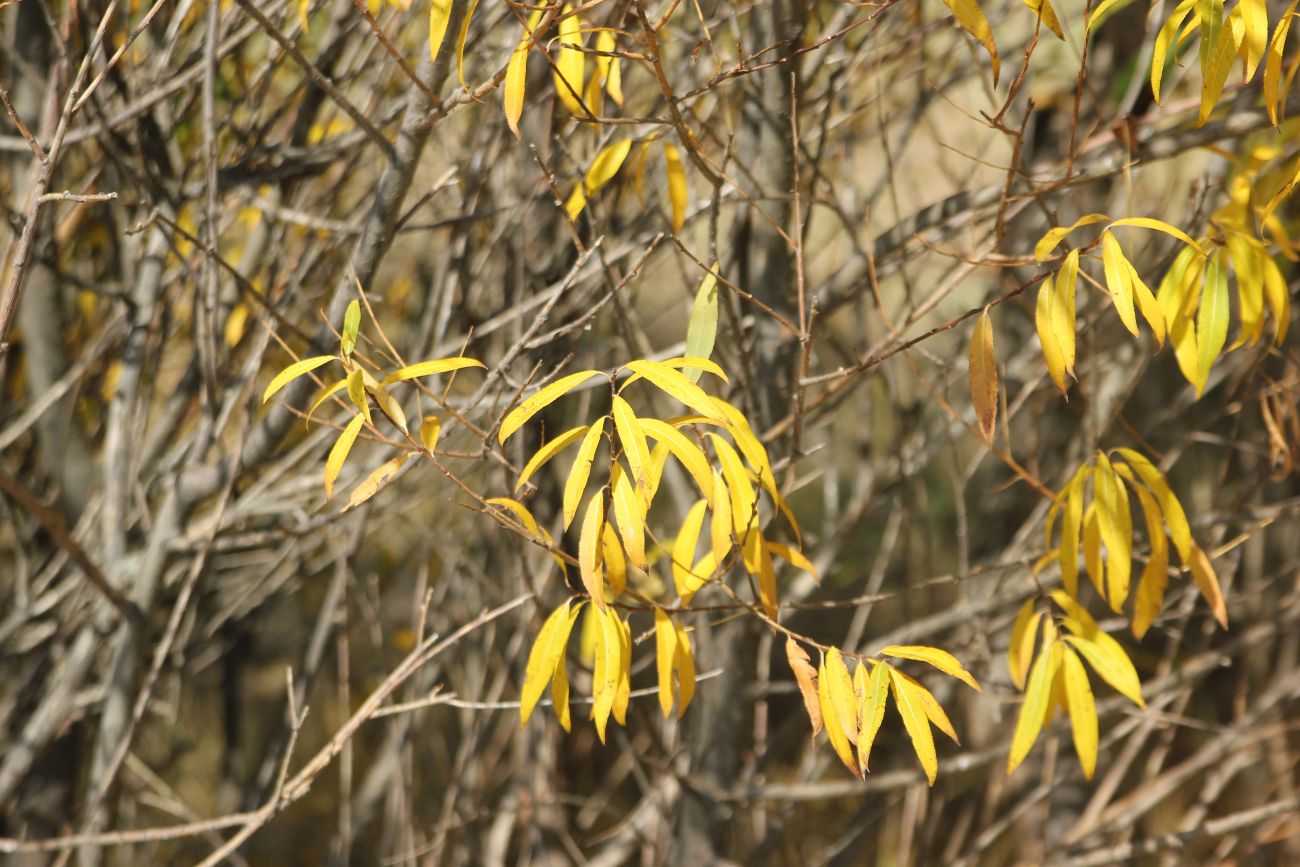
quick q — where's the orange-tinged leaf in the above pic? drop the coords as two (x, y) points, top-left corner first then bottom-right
(1061, 644), (1098, 779)
(342, 453), (411, 512)
(516, 425), (587, 489)
(818, 656), (857, 773)
(882, 645), (981, 692)
(325, 413), (367, 499)
(499, 370), (601, 444)
(562, 417), (606, 530)
(889, 665), (938, 785)
(579, 492), (606, 608)
(969, 308), (997, 444)
(520, 600), (582, 727)
(786, 638), (823, 736)
(857, 661), (890, 773)
(1188, 544), (1229, 627)
(1008, 636), (1061, 773)
(263, 355), (335, 403)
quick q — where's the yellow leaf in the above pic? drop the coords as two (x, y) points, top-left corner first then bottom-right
(613, 613), (632, 724)
(673, 618), (695, 716)
(893, 669), (959, 743)
(1262, 254), (1291, 344)
(307, 379), (349, 424)
(552, 641), (574, 731)
(1062, 633), (1144, 707)
(429, 0), (452, 62)
(1060, 644), (1098, 779)
(818, 656), (857, 774)
(940, 0), (1001, 85)
(654, 609), (677, 717)
(683, 268), (719, 382)
(765, 541), (819, 583)
(299, 0), (310, 31)
(664, 141), (688, 231)
(1055, 249), (1079, 370)
(1059, 471), (1085, 597)
(342, 453), (411, 512)
(673, 499), (709, 602)
(623, 359), (727, 421)
(565, 139), (634, 220)
(857, 661), (889, 773)
(1238, 0), (1268, 81)
(552, 5), (585, 115)
(969, 308), (997, 445)
(498, 369), (601, 443)
(520, 601), (582, 727)
(324, 413), (366, 499)
(579, 492), (606, 608)
(601, 521), (626, 599)
(1037, 281), (1069, 393)
(1108, 217), (1207, 257)
(1101, 233), (1140, 337)
(786, 638), (823, 736)
(1034, 214), (1110, 261)
(379, 357), (484, 387)
(881, 645), (981, 692)
(341, 299), (361, 357)
(888, 665), (938, 785)
(825, 648), (859, 744)
(709, 469), (733, 565)
(591, 606), (622, 742)
(1022, 0), (1064, 38)
(1126, 256), (1167, 347)
(516, 425), (587, 490)
(1131, 484), (1170, 639)
(1152, 0), (1197, 104)
(1264, 1), (1300, 125)
(1195, 249), (1230, 395)
(263, 355), (335, 403)
(1114, 448), (1193, 561)
(1095, 452), (1133, 611)
(710, 434), (757, 537)
(503, 10), (543, 138)
(637, 417), (715, 503)
(1007, 635), (1061, 773)
(1083, 501), (1105, 597)
(609, 462), (648, 572)
(455, 0), (481, 90)
(346, 369), (372, 424)
(563, 418), (606, 531)
(1187, 544), (1229, 627)
(612, 395), (651, 502)
(1008, 599), (1043, 691)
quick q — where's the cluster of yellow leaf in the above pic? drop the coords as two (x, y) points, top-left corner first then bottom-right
(1007, 592), (1144, 779)
(1043, 449), (1227, 639)
(1034, 207), (1290, 396)
(785, 640), (981, 785)
(940, 0), (1064, 86)
(565, 136), (690, 231)
(1137, 0), (1274, 125)
(507, 358), (813, 736)
(501, 5), (623, 136)
(261, 300), (483, 507)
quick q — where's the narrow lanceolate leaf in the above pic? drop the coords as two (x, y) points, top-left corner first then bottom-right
(894, 669), (959, 743)
(1195, 250), (1230, 395)
(1114, 448), (1192, 561)
(623, 360), (727, 421)
(601, 522), (626, 598)
(519, 600), (581, 726)
(1037, 281), (1070, 393)
(503, 9), (543, 138)
(969, 308), (998, 445)
(307, 379), (349, 424)
(825, 649), (859, 745)
(672, 619), (696, 717)
(612, 395), (651, 501)
(346, 369), (372, 424)
(1096, 452), (1133, 611)
(1008, 638), (1062, 773)
(1126, 257), (1167, 347)
(325, 413), (367, 499)
(563, 417), (606, 530)
(786, 638), (823, 736)
(1262, 255), (1291, 344)
(673, 499), (709, 602)
(429, 0), (453, 62)
(818, 657), (857, 773)
(1008, 599), (1044, 691)
(516, 425), (587, 490)
(341, 299), (361, 357)
(1153, 0), (1198, 104)
(766, 541), (820, 583)
(637, 417), (715, 502)
(1063, 632), (1144, 706)
(940, 0), (1001, 85)
(1188, 544), (1229, 627)
(566, 139), (633, 220)
(592, 606), (623, 742)
(683, 267), (719, 382)
(1060, 473), (1085, 597)
(552, 5), (585, 115)
(857, 661), (890, 773)
(1238, 0), (1267, 80)
(1055, 249), (1079, 371)
(579, 493), (606, 608)
(1265, 1), (1300, 125)
(1022, 0), (1065, 39)
(263, 355), (335, 403)
(709, 468), (734, 565)
(613, 612), (632, 724)
(1060, 644), (1099, 779)
(1034, 214), (1110, 261)
(609, 463), (648, 572)
(654, 609), (677, 718)
(1101, 233), (1139, 336)
(379, 357), (484, 386)
(882, 646), (982, 692)
(1200, 17), (1242, 125)
(710, 434), (757, 535)
(455, 0), (481, 89)
(1108, 218), (1206, 256)
(498, 370), (601, 443)
(1132, 484), (1169, 639)
(889, 666), (939, 785)
(342, 453), (411, 512)
(664, 142), (688, 231)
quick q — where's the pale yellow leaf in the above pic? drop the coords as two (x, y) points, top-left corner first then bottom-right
(562, 417), (605, 531)
(683, 267), (719, 381)
(1007, 636), (1061, 773)
(579, 492), (606, 608)
(379, 357), (484, 387)
(516, 425), (587, 490)
(324, 413), (366, 499)
(341, 299), (361, 357)
(857, 661), (890, 773)
(881, 645), (981, 692)
(498, 370), (601, 444)
(263, 355), (335, 403)
(342, 453), (411, 512)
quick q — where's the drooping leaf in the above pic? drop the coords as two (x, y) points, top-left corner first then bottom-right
(889, 665), (939, 785)
(609, 462), (648, 572)
(673, 499), (710, 601)
(825, 649), (860, 745)
(579, 492), (606, 608)
(881, 645), (981, 691)
(637, 417), (715, 503)
(940, 0), (1001, 85)
(1061, 643), (1098, 778)
(379, 357), (485, 386)
(672, 618), (695, 717)
(520, 600), (582, 727)
(623, 359), (727, 421)
(565, 139), (634, 220)
(1188, 544), (1229, 627)
(1195, 249), (1230, 395)
(503, 9), (543, 138)
(664, 141), (688, 231)
(1101, 232), (1140, 337)
(498, 370), (601, 443)
(1008, 599), (1044, 690)
(324, 413), (367, 499)
(969, 308), (998, 444)
(1008, 633), (1061, 773)
(563, 417), (606, 530)
(654, 608), (677, 718)
(612, 395), (651, 501)
(765, 540), (819, 583)
(818, 655), (857, 773)
(263, 355), (335, 403)
(857, 661), (890, 773)
(516, 425), (588, 490)
(786, 638), (823, 736)
(683, 267), (719, 382)
(552, 4), (586, 115)
(429, 0), (453, 62)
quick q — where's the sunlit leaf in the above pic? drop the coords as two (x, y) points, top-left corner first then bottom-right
(379, 357), (484, 387)
(579, 491), (606, 608)
(889, 665), (938, 785)
(673, 499), (710, 602)
(786, 638), (823, 736)
(1060, 643), (1098, 779)
(941, 0), (1001, 85)
(857, 661), (890, 773)
(520, 600), (582, 727)
(623, 360), (727, 421)
(552, 4), (585, 115)
(341, 300), (361, 357)
(1195, 249), (1230, 395)
(498, 370), (601, 444)
(1188, 544), (1229, 627)
(263, 355), (335, 404)
(1008, 599), (1044, 690)
(638, 417), (715, 503)
(1008, 630), (1061, 773)
(516, 425), (587, 490)
(818, 655), (858, 773)
(324, 413), (367, 499)
(664, 141), (688, 231)
(881, 645), (982, 692)
(1034, 214), (1110, 261)
(342, 452), (411, 512)
(566, 139), (633, 220)
(683, 267), (719, 382)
